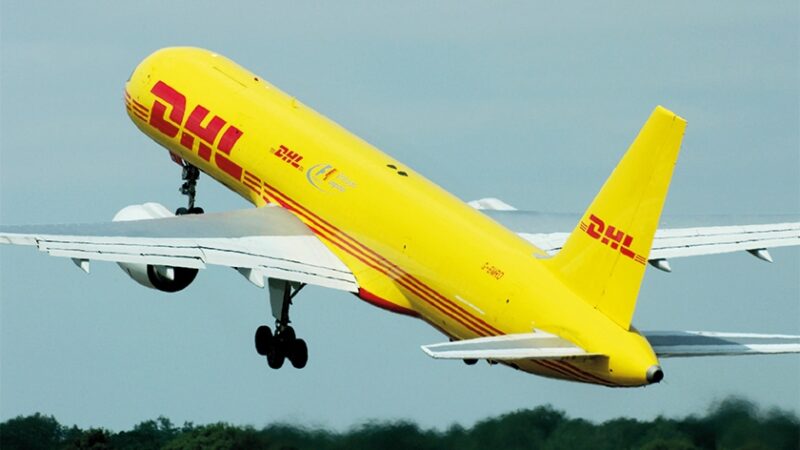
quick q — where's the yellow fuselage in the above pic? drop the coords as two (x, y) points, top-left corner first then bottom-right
(125, 47), (657, 387)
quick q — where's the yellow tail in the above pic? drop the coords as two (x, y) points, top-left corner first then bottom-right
(546, 106), (687, 329)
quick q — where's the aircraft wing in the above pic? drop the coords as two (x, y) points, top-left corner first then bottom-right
(421, 331), (600, 360)
(479, 209), (800, 269)
(0, 203), (357, 292)
(643, 331), (800, 357)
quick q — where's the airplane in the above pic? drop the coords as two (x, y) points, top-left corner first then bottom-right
(2, 47), (799, 388)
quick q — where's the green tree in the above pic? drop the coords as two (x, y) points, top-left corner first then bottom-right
(338, 421), (441, 450)
(1, 396), (797, 450)
(163, 422), (264, 450)
(468, 406), (567, 450)
(62, 428), (111, 449)
(0, 412), (63, 450)
(111, 416), (179, 449)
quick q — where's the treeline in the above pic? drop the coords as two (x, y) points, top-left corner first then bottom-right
(1, 397), (798, 450)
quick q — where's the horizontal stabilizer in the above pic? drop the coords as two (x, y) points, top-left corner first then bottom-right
(644, 331), (800, 357)
(421, 331), (599, 360)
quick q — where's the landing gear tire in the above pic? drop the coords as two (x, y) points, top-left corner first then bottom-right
(257, 281), (309, 370)
(288, 339), (308, 369)
(281, 326), (296, 343)
(266, 345), (285, 369)
(257, 324), (305, 370)
(255, 325), (273, 356)
(175, 206), (204, 216)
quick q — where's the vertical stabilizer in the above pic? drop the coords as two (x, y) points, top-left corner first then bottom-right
(546, 106), (687, 329)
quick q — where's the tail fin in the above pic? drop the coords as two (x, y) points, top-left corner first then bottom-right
(545, 106), (687, 329)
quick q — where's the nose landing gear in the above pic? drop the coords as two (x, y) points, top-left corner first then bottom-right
(175, 164), (204, 215)
(255, 279), (308, 369)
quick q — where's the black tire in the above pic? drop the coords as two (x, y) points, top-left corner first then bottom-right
(281, 326), (296, 343)
(175, 207), (189, 216)
(288, 339), (308, 369)
(255, 325), (272, 356)
(188, 207), (204, 214)
(267, 346), (285, 369)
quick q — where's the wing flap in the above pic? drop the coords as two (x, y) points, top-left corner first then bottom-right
(48, 249), (207, 269)
(421, 331), (600, 360)
(644, 331), (800, 357)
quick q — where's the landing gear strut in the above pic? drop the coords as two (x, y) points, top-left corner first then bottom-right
(255, 279), (308, 369)
(175, 164), (204, 215)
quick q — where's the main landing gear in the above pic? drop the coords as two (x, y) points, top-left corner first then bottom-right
(175, 164), (204, 215)
(255, 279), (309, 369)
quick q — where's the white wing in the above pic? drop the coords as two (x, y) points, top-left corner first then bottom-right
(643, 331), (800, 357)
(467, 197), (518, 211)
(647, 223), (799, 260)
(421, 331), (598, 360)
(478, 210), (800, 269)
(0, 203), (357, 292)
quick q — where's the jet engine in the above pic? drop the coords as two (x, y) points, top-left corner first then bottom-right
(113, 203), (198, 292)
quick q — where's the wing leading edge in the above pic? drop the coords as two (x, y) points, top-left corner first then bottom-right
(0, 203), (358, 292)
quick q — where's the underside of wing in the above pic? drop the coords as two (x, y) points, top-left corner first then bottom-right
(421, 331), (600, 360)
(644, 331), (800, 357)
(0, 203), (357, 292)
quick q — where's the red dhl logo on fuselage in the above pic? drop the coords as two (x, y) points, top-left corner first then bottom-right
(580, 214), (647, 265)
(127, 81), (245, 182)
(274, 145), (304, 170)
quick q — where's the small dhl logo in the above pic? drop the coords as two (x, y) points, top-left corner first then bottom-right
(273, 145), (303, 170)
(580, 214), (647, 265)
(133, 81), (246, 182)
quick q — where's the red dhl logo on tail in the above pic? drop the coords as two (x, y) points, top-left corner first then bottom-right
(580, 214), (647, 265)
(129, 81), (245, 182)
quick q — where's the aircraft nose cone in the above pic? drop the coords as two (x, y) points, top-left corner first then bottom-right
(646, 365), (664, 384)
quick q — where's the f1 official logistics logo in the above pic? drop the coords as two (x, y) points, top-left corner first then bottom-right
(580, 214), (647, 265)
(129, 81), (245, 182)
(306, 163), (356, 193)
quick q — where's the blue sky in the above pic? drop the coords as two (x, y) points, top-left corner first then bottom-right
(1, 1), (798, 431)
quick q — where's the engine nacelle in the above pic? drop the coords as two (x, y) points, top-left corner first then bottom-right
(113, 203), (198, 293)
(118, 262), (198, 292)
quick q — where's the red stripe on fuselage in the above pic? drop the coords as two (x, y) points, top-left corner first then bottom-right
(532, 360), (590, 383)
(538, 359), (617, 387)
(260, 182), (502, 336)
(357, 288), (420, 317)
(282, 198), (489, 336)
(262, 186), (494, 335)
(261, 183), (497, 336)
